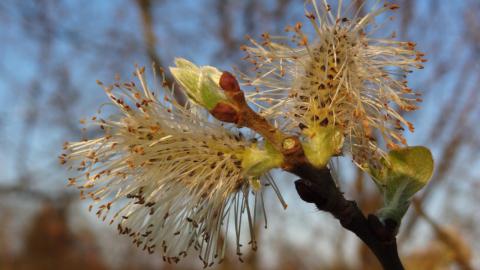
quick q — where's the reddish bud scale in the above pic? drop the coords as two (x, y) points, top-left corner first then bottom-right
(210, 102), (240, 124)
(219, 72), (241, 93)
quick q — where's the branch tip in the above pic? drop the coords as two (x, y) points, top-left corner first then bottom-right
(219, 71), (241, 93)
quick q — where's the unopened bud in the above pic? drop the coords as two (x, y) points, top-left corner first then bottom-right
(170, 58), (227, 110)
(210, 102), (239, 123)
(219, 71), (241, 93)
(369, 146), (434, 224)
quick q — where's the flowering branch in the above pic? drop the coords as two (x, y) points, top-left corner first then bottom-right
(295, 174), (403, 270)
(62, 1), (433, 268)
(216, 72), (405, 270)
(214, 72), (296, 157)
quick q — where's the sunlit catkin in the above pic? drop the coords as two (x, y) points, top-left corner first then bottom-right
(242, 0), (426, 168)
(60, 67), (285, 266)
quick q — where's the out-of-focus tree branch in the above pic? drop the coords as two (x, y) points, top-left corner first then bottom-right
(0, 185), (51, 201)
(135, 0), (186, 105)
(401, 76), (480, 240)
(412, 200), (473, 270)
(216, 0), (237, 58)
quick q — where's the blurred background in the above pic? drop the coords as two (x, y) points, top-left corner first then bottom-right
(0, 0), (479, 269)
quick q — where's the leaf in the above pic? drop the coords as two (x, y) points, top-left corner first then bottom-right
(370, 146), (434, 223)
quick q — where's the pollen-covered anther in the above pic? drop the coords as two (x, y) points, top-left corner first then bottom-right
(299, 36), (309, 46)
(388, 4), (400, 10)
(305, 12), (315, 20)
(261, 32), (271, 45)
(386, 141), (400, 150)
(294, 22), (303, 32)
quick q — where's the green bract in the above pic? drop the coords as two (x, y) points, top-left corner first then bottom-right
(170, 58), (228, 110)
(302, 125), (344, 168)
(239, 142), (283, 177)
(369, 146), (434, 224)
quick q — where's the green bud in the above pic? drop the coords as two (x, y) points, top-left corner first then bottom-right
(302, 125), (344, 168)
(369, 146), (434, 224)
(249, 178), (262, 192)
(238, 142), (283, 176)
(170, 58), (228, 110)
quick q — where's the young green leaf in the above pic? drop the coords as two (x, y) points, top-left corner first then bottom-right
(369, 146), (434, 224)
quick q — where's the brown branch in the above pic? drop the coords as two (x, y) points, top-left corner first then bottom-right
(216, 72), (405, 270)
(294, 169), (402, 270)
(135, 0), (186, 105)
(412, 200), (473, 270)
(215, 0), (238, 58)
(0, 184), (77, 204)
(0, 185), (51, 201)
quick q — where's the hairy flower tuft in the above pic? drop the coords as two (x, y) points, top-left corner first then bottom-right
(241, 0), (426, 168)
(60, 67), (285, 266)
